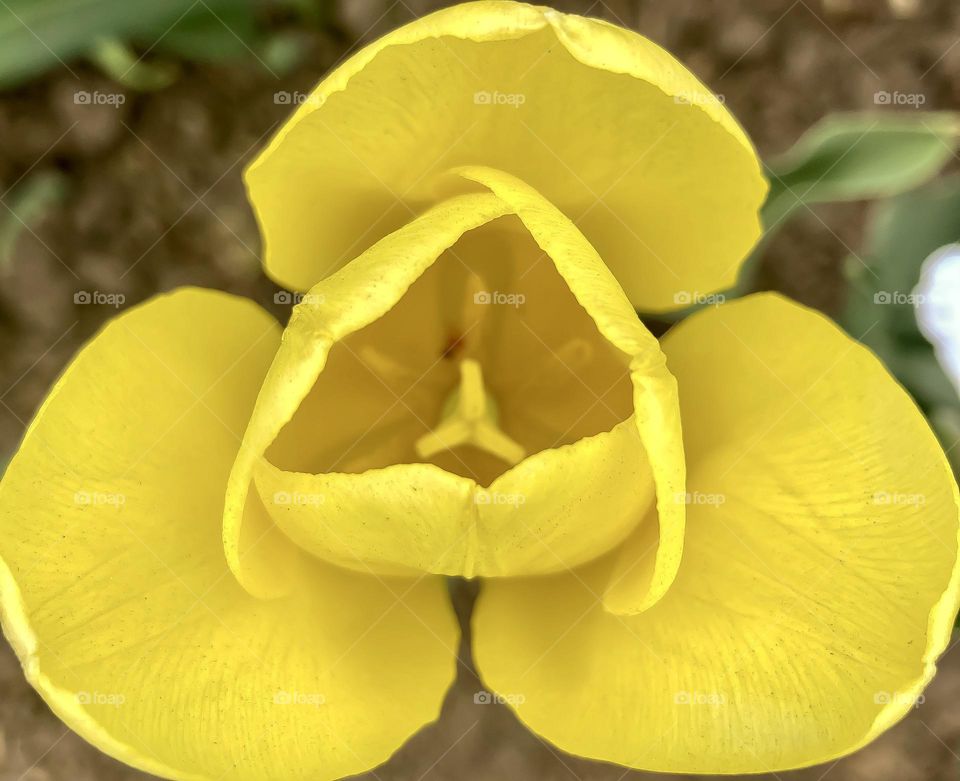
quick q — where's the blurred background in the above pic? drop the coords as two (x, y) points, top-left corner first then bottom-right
(1, 0), (960, 778)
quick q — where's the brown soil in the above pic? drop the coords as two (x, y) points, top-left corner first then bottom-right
(2, 0), (960, 779)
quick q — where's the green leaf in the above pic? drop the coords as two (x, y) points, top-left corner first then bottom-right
(729, 112), (960, 297)
(0, 0), (257, 88)
(764, 112), (960, 229)
(156, 2), (260, 64)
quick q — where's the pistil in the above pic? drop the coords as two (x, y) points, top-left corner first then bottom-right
(415, 359), (526, 466)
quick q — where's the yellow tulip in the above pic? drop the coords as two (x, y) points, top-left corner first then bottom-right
(1, 3), (958, 780)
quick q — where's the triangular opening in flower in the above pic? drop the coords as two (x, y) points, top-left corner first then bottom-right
(265, 214), (633, 487)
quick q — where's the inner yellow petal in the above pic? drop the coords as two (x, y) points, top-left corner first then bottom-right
(225, 176), (682, 590)
(267, 214), (633, 485)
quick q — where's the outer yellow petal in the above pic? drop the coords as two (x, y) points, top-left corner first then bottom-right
(245, 0), (766, 310)
(230, 178), (681, 594)
(0, 289), (458, 781)
(472, 293), (960, 773)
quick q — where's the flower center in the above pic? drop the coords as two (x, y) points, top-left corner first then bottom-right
(263, 216), (635, 487)
(414, 359), (526, 466)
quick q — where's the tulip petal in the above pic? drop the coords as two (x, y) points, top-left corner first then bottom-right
(472, 293), (960, 772)
(453, 165), (685, 612)
(0, 289), (458, 781)
(236, 179), (682, 591)
(245, 0), (765, 310)
(223, 191), (510, 588)
(254, 419), (655, 577)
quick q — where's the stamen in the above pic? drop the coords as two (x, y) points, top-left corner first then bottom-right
(415, 359), (526, 466)
(358, 345), (447, 395)
(359, 346), (417, 383)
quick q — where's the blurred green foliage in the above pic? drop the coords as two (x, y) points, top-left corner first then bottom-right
(0, 0), (322, 89)
(0, 0), (254, 87)
(843, 177), (960, 473)
(762, 113), (960, 233)
(0, 170), (68, 271)
(739, 112), (960, 293)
